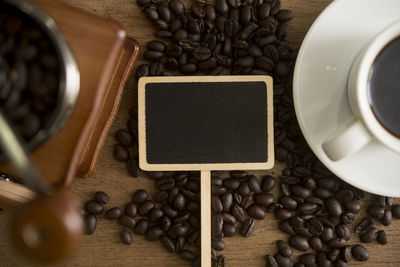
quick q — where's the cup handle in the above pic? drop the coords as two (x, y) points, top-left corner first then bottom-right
(322, 119), (372, 161)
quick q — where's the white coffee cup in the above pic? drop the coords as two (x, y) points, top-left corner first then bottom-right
(322, 19), (400, 161)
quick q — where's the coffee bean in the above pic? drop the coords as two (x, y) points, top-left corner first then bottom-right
(215, 0), (229, 14)
(121, 229), (132, 245)
(321, 227), (334, 242)
(341, 246), (352, 262)
(382, 209), (392, 226)
(316, 252), (332, 267)
(289, 235), (309, 251)
(279, 196), (297, 209)
(274, 253), (293, 267)
(105, 207), (121, 220)
(254, 192), (274, 208)
(125, 203), (138, 218)
(343, 200), (361, 213)
(325, 197), (343, 218)
(149, 208), (164, 222)
(85, 214), (97, 235)
(173, 194), (185, 211)
(157, 177), (176, 190)
(290, 216), (305, 228)
(230, 170), (247, 178)
(135, 219), (149, 235)
(193, 46), (211, 61)
(160, 216), (172, 231)
(299, 253), (316, 267)
(274, 208), (295, 220)
(161, 236), (176, 252)
(277, 240), (293, 257)
(169, 0), (185, 15)
(247, 204), (266, 219)
(367, 204), (385, 220)
(307, 217), (324, 236)
(212, 214), (223, 237)
(281, 176), (299, 185)
(352, 245), (369, 261)
(328, 238), (346, 249)
(276, 9), (294, 22)
(377, 230), (387, 245)
(119, 215), (136, 229)
(238, 181), (251, 196)
(85, 200), (104, 215)
(309, 236), (323, 252)
(341, 212), (355, 225)
(146, 226), (164, 241)
(259, 175), (275, 192)
(180, 63), (197, 74)
(222, 222), (236, 237)
(265, 254), (278, 267)
(240, 218), (255, 237)
(212, 196), (224, 214)
(355, 217), (373, 235)
(360, 227), (378, 243)
(114, 144), (130, 162)
(327, 249), (340, 262)
(247, 175), (261, 192)
(95, 191), (110, 204)
(212, 184), (227, 195)
(205, 5), (217, 21)
(392, 204), (400, 218)
(154, 190), (168, 203)
(221, 192), (233, 212)
(180, 249), (197, 261)
(279, 220), (295, 235)
(163, 204), (178, 217)
(291, 185), (312, 199)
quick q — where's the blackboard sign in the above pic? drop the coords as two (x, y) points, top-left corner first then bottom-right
(138, 76), (274, 171)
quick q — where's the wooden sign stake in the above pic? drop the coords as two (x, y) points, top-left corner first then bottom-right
(200, 171), (211, 267)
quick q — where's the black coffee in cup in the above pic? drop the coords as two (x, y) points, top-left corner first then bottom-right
(368, 36), (400, 138)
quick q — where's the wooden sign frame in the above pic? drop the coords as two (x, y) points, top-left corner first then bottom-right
(138, 75), (275, 171)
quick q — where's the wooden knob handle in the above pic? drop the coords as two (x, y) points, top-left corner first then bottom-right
(11, 192), (83, 263)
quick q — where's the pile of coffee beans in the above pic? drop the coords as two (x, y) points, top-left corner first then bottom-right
(104, 0), (400, 266)
(0, 2), (61, 147)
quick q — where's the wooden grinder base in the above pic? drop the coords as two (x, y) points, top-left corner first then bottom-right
(0, 0), (140, 206)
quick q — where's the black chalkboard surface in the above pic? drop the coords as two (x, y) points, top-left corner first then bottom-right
(138, 76), (274, 267)
(138, 76), (274, 171)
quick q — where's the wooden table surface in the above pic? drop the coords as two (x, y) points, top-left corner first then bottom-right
(1, 0), (400, 266)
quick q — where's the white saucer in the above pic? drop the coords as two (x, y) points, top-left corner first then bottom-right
(293, 0), (400, 197)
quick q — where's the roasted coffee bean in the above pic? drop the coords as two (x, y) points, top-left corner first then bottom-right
(352, 245), (369, 261)
(316, 252), (332, 267)
(335, 260), (348, 267)
(198, 57), (217, 70)
(274, 208), (295, 220)
(241, 195), (254, 209)
(327, 249), (340, 262)
(95, 191), (110, 204)
(161, 236), (176, 252)
(307, 217), (324, 236)
(212, 196), (224, 214)
(240, 5), (252, 25)
(205, 5), (217, 21)
(146, 226), (164, 241)
(135, 219), (149, 235)
(247, 204), (266, 219)
(262, 175), (276, 192)
(240, 218), (255, 237)
(119, 215), (136, 229)
(160, 216), (172, 231)
(274, 253), (293, 267)
(279, 196), (298, 210)
(221, 192), (233, 212)
(265, 254), (278, 267)
(180, 249), (197, 261)
(343, 200), (361, 213)
(143, 50), (164, 61)
(309, 236), (323, 252)
(341, 212), (355, 225)
(238, 181), (251, 196)
(215, 0), (229, 14)
(145, 6), (159, 21)
(223, 177), (240, 190)
(355, 217), (373, 235)
(276, 9), (294, 21)
(149, 208), (164, 222)
(336, 189), (354, 203)
(169, 0), (185, 15)
(222, 222), (236, 237)
(254, 192), (274, 208)
(325, 197), (343, 218)
(105, 207), (121, 220)
(222, 213), (236, 225)
(132, 189), (148, 204)
(186, 201), (200, 212)
(280, 183), (291, 196)
(281, 176), (299, 185)
(341, 246), (352, 262)
(125, 203), (138, 218)
(335, 224), (350, 241)
(290, 216), (305, 228)
(382, 210), (392, 226)
(212, 184), (227, 195)
(85, 200), (104, 215)
(296, 228), (313, 239)
(321, 227), (334, 242)
(291, 185), (312, 199)
(289, 235), (309, 251)
(377, 230), (387, 245)
(147, 171), (163, 179)
(175, 212), (190, 223)
(212, 239), (225, 251)
(279, 220), (295, 235)
(299, 203), (319, 215)
(154, 190), (169, 203)
(328, 238), (346, 249)
(114, 144), (130, 162)
(126, 158), (140, 178)
(277, 240), (293, 257)
(121, 229), (132, 245)
(85, 214), (97, 235)
(367, 204), (385, 220)
(163, 205), (178, 218)
(360, 227), (378, 243)
(180, 63), (197, 74)
(212, 214), (224, 237)
(392, 204), (400, 218)
(193, 46), (211, 61)
(314, 188), (332, 199)
(247, 175), (261, 192)
(173, 194), (186, 211)
(157, 177), (175, 190)
(232, 203), (246, 222)
(299, 253), (316, 267)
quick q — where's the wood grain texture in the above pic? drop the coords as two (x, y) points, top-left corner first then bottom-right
(1, 0), (400, 266)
